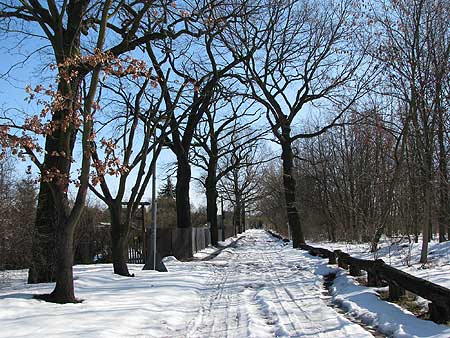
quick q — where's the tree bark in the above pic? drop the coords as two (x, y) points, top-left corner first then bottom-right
(110, 204), (132, 276)
(45, 214), (76, 303)
(241, 201), (246, 232)
(234, 196), (241, 234)
(28, 185), (57, 283)
(34, 192), (80, 303)
(420, 176), (432, 264)
(28, 80), (79, 283)
(176, 155), (192, 229)
(327, 224), (336, 242)
(370, 226), (385, 253)
(206, 172), (219, 246)
(280, 126), (305, 247)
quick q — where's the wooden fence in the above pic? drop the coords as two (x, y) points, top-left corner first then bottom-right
(267, 230), (450, 324)
(149, 225), (236, 261)
(299, 243), (450, 323)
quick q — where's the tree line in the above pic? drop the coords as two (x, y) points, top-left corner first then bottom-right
(0, 0), (448, 303)
(256, 0), (450, 263)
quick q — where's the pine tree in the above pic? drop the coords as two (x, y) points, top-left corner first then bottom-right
(156, 177), (177, 228)
(159, 177), (176, 199)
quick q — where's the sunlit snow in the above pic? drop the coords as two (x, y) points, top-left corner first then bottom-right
(1, 230), (449, 337)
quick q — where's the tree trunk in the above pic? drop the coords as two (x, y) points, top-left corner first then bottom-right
(234, 202), (241, 234)
(110, 204), (132, 276)
(438, 109), (448, 242)
(327, 223), (336, 242)
(27, 31), (83, 282)
(413, 193), (420, 243)
(280, 126), (305, 247)
(28, 88), (78, 283)
(28, 184), (57, 283)
(34, 198), (79, 303)
(241, 201), (246, 232)
(370, 225), (385, 252)
(206, 174), (219, 246)
(176, 155), (192, 228)
(420, 179), (431, 264)
(46, 217), (77, 303)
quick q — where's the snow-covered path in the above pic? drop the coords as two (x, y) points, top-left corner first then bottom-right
(175, 230), (373, 338)
(6, 229), (449, 337)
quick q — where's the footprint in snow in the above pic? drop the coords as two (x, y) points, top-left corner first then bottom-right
(244, 282), (266, 289)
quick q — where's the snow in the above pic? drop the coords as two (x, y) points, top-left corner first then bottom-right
(179, 231), (371, 338)
(0, 230), (449, 337)
(308, 236), (450, 289)
(308, 236), (450, 337)
(329, 269), (450, 338)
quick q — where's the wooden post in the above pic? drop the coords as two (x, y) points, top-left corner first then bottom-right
(349, 264), (362, 276)
(328, 252), (337, 265)
(429, 302), (450, 324)
(336, 251), (349, 269)
(388, 282), (406, 301)
(367, 270), (383, 287)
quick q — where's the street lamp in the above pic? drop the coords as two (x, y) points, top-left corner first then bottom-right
(143, 129), (166, 271)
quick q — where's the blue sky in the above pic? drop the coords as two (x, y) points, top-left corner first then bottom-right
(0, 37), (210, 209)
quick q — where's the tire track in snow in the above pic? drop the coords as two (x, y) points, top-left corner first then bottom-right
(185, 245), (252, 338)
(260, 246), (331, 336)
(185, 261), (231, 337)
(181, 231), (374, 338)
(260, 237), (374, 337)
(260, 250), (305, 334)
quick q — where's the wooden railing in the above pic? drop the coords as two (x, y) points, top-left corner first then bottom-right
(299, 243), (450, 324)
(266, 230), (450, 324)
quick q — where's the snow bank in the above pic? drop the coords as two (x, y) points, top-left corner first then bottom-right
(307, 237), (450, 337)
(1, 230), (450, 338)
(0, 264), (206, 338)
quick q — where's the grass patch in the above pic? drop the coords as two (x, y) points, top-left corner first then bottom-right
(376, 289), (428, 318)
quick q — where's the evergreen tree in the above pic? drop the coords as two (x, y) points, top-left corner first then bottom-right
(159, 177), (176, 199)
(157, 177), (177, 228)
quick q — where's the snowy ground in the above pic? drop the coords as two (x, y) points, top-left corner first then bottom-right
(308, 236), (450, 289)
(307, 236), (450, 337)
(0, 230), (449, 337)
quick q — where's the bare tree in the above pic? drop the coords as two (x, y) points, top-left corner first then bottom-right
(374, 0), (450, 262)
(193, 94), (261, 245)
(0, 0), (220, 302)
(218, 128), (267, 234)
(145, 1), (256, 258)
(255, 164), (288, 236)
(295, 105), (402, 247)
(88, 76), (169, 277)
(226, 0), (373, 246)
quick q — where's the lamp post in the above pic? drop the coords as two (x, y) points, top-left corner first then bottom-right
(221, 196), (225, 241)
(143, 128), (166, 271)
(151, 154), (157, 270)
